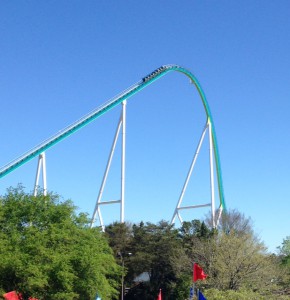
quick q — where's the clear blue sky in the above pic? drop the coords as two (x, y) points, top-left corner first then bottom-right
(1, 1), (289, 252)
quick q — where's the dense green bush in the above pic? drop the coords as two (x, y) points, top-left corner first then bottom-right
(0, 186), (121, 300)
(204, 288), (290, 300)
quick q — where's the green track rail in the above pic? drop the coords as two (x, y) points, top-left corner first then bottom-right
(0, 64), (226, 210)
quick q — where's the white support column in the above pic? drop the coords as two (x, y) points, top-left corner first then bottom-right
(171, 118), (221, 228)
(90, 101), (127, 230)
(171, 123), (209, 224)
(177, 211), (183, 224)
(42, 152), (47, 195)
(216, 205), (223, 227)
(34, 155), (42, 196)
(33, 152), (47, 196)
(90, 114), (123, 228)
(208, 120), (216, 228)
(121, 100), (126, 223)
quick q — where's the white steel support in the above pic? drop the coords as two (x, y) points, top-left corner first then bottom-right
(171, 118), (222, 228)
(121, 100), (126, 223)
(208, 120), (216, 228)
(216, 205), (223, 227)
(171, 123), (209, 224)
(33, 152), (47, 196)
(90, 101), (127, 230)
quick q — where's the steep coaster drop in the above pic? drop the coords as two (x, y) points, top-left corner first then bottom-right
(0, 65), (226, 228)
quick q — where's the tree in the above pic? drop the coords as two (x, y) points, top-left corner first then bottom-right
(105, 221), (133, 257)
(208, 231), (276, 291)
(0, 186), (121, 300)
(277, 236), (290, 296)
(209, 208), (254, 237)
(278, 236), (290, 264)
(104, 211), (287, 299)
(126, 221), (190, 300)
(106, 221), (190, 299)
(179, 219), (214, 259)
(190, 210), (281, 295)
(203, 288), (290, 300)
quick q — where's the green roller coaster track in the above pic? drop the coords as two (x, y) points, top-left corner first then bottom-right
(0, 64), (226, 211)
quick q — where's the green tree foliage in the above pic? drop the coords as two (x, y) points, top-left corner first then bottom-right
(214, 209), (254, 236)
(179, 219), (215, 263)
(105, 221), (133, 257)
(106, 221), (190, 300)
(186, 210), (278, 291)
(0, 186), (121, 300)
(158, 212), (287, 298)
(277, 236), (290, 296)
(194, 210), (283, 296)
(106, 213), (288, 299)
(108, 211), (286, 300)
(203, 288), (290, 300)
(278, 236), (290, 265)
(206, 231), (276, 291)
(132, 221), (189, 299)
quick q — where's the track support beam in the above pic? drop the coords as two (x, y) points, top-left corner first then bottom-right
(33, 152), (47, 196)
(171, 118), (221, 228)
(90, 100), (127, 230)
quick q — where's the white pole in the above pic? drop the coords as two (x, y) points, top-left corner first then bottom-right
(34, 155), (42, 196)
(42, 152), (47, 196)
(208, 120), (216, 228)
(171, 123), (208, 224)
(90, 114), (123, 228)
(33, 152), (47, 196)
(121, 100), (126, 223)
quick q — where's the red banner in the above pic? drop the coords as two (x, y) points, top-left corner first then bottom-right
(157, 288), (162, 300)
(3, 291), (20, 300)
(193, 263), (208, 282)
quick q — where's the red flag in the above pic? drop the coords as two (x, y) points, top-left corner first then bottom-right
(157, 288), (162, 300)
(193, 263), (207, 282)
(3, 291), (20, 300)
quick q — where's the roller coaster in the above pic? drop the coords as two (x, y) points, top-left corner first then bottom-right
(0, 64), (226, 229)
